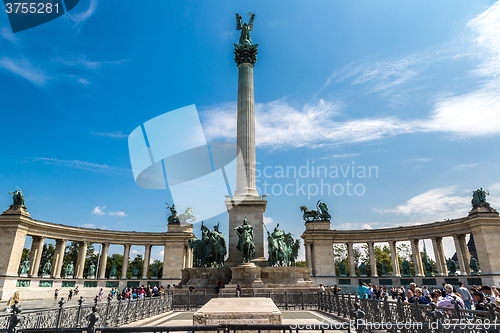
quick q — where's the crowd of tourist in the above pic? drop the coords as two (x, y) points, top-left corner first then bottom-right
(338, 281), (500, 313)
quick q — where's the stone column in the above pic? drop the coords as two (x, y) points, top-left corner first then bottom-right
(234, 48), (259, 197)
(389, 241), (400, 277)
(75, 241), (87, 279)
(411, 239), (424, 277)
(431, 237), (447, 276)
(184, 244), (190, 269)
(142, 244), (151, 279)
(453, 234), (471, 275)
(347, 242), (356, 277)
(51, 239), (66, 278)
(305, 242), (312, 269)
(368, 241), (378, 277)
(28, 236), (45, 277)
(121, 244), (130, 279)
(98, 243), (110, 279)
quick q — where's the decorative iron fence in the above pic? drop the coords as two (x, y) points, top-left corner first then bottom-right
(317, 291), (500, 333)
(0, 294), (172, 331)
(1, 291), (499, 332)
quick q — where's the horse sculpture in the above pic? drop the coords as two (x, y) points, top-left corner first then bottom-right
(300, 205), (319, 221)
(179, 207), (196, 224)
(300, 200), (331, 221)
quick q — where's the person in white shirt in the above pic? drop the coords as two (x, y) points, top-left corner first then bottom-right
(437, 284), (464, 309)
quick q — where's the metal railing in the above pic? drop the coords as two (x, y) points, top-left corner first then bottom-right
(1, 290), (499, 332)
(317, 291), (500, 332)
(0, 294), (172, 331)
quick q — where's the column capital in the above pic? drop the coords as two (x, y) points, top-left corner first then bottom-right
(367, 241), (374, 246)
(234, 44), (258, 66)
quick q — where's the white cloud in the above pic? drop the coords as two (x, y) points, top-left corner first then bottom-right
(35, 157), (130, 175)
(361, 224), (373, 230)
(81, 223), (96, 228)
(108, 211), (127, 217)
(91, 131), (128, 139)
(67, 0), (97, 25)
(454, 163), (479, 170)
(0, 27), (18, 43)
(91, 206), (127, 217)
(263, 216), (273, 225)
(131, 249), (139, 255)
(202, 99), (419, 149)
(91, 206), (106, 215)
(327, 153), (360, 159)
(0, 57), (48, 86)
(379, 186), (470, 220)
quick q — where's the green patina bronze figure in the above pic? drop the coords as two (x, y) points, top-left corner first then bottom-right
(88, 263), (96, 278)
(358, 262), (367, 276)
(165, 203), (180, 225)
(9, 187), (26, 208)
(339, 262), (347, 277)
(381, 262), (388, 276)
(447, 258), (457, 276)
(19, 260), (30, 275)
(234, 215), (255, 263)
(472, 188), (488, 206)
(401, 260), (410, 276)
(236, 12), (255, 45)
(234, 13), (258, 66)
(423, 256), (434, 276)
(109, 264), (117, 278)
(65, 262), (74, 277)
(152, 263), (159, 279)
(266, 224), (300, 267)
(42, 261), (51, 276)
(132, 265), (139, 278)
(189, 221), (227, 267)
(470, 257), (480, 275)
(300, 201), (331, 221)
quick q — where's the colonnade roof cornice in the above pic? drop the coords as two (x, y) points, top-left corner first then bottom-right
(0, 214), (194, 245)
(302, 214), (500, 243)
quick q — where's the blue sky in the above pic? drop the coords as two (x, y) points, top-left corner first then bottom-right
(2, 0), (500, 262)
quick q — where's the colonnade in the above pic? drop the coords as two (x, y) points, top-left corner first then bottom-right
(305, 235), (470, 278)
(302, 206), (500, 286)
(0, 206), (194, 281)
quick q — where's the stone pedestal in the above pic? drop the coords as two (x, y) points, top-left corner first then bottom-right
(179, 267), (232, 288)
(193, 297), (282, 326)
(260, 267), (315, 288)
(228, 263), (264, 288)
(225, 197), (267, 267)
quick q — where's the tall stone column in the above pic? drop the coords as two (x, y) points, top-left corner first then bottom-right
(431, 237), (447, 276)
(142, 244), (151, 279)
(453, 234), (471, 275)
(225, 40), (267, 266)
(411, 239), (424, 277)
(347, 242), (356, 277)
(75, 241), (87, 279)
(28, 236), (45, 277)
(121, 244), (131, 279)
(389, 241), (400, 277)
(305, 242), (312, 269)
(51, 239), (66, 278)
(98, 243), (110, 279)
(368, 241), (378, 277)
